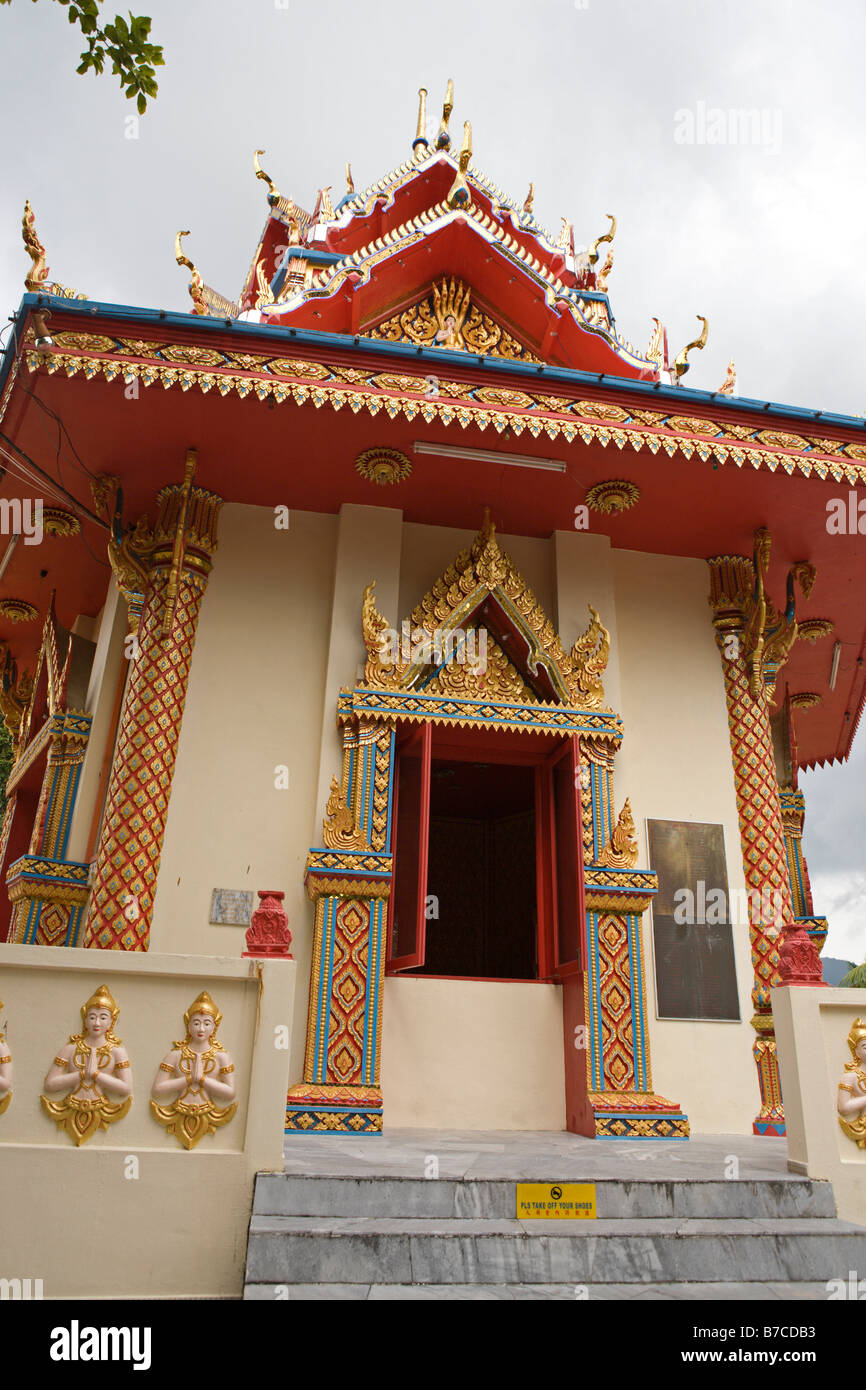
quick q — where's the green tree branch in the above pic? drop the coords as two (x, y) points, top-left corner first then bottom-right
(1, 0), (163, 112)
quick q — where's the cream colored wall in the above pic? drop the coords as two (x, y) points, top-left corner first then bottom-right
(151, 504), (336, 1083)
(0, 943), (294, 1297)
(609, 549), (756, 1135)
(773, 985), (866, 1224)
(383, 977), (565, 1129)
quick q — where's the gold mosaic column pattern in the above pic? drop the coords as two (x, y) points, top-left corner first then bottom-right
(81, 483), (222, 951)
(708, 555), (793, 1134)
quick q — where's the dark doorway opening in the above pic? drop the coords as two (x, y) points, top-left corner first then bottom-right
(415, 759), (537, 979)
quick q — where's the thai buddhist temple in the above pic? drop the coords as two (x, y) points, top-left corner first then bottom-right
(1, 83), (865, 1300)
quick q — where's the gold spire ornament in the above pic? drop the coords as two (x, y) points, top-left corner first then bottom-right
(436, 79), (454, 149)
(447, 121), (472, 208)
(253, 148), (281, 203)
(673, 315), (709, 380)
(22, 199), (48, 291)
(589, 213), (616, 265)
(597, 799), (639, 869)
(522, 183), (535, 219)
(41, 985), (132, 1146)
(413, 87), (429, 152)
(718, 358), (737, 395)
(174, 231), (209, 315)
(345, 162), (355, 196)
(150, 992), (238, 1150)
(597, 247), (614, 292)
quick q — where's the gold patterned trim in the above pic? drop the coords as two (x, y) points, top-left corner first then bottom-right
(22, 344), (866, 486)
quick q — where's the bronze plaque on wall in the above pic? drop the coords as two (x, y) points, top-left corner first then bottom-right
(646, 820), (741, 1021)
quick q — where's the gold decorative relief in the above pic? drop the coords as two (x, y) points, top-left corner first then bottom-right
(796, 619), (834, 643)
(0, 599), (37, 622)
(366, 277), (539, 361)
(585, 480), (640, 515)
(41, 507), (81, 538)
(789, 692), (822, 709)
(322, 777), (370, 851)
(838, 1019), (866, 1148)
(355, 448), (412, 486)
(41, 985), (132, 1146)
(150, 992), (238, 1150)
(597, 798), (639, 869)
(0, 1001), (12, 1116)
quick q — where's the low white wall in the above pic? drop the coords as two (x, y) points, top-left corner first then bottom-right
(0, 944), (294, 1297)
(773, 984), (866, 1224)
(382, 976), (565, 1130)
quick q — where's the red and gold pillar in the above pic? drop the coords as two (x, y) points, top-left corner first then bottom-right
(81, 471), (221, 950)
(708, 555), (793, 1135)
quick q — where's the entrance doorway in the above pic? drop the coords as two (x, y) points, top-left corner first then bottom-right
(421, 758), (536, 979)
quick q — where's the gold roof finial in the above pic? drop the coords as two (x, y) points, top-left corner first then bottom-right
(597, 247), (614, 292)
(22, 199), (49, 292)
(589, 213), (616, 265)
(345, 162), (354, 195)
(413, 87), (429, 153)
(436, 78), (454, 149)
(674, 314), (709, 380)
(522, 183), (535, 218)
(174, 231), (208, 316)
(447, 122), (472, 208)
(253, 149), (281, 204)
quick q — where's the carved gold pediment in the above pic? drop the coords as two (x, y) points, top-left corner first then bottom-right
(361, 512), (611, 710)
(365, 277), (539, 362)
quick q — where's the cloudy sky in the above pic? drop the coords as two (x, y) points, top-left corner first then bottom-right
(0, 0), (863, 960)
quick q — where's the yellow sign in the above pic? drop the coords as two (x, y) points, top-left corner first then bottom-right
(516, 1183), (597, 1220)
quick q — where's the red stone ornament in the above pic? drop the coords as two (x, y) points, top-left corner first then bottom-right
(777, 923), (825, 987)
(243, 890), (293, 960)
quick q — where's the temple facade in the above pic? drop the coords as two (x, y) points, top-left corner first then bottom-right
(1, 84), (861, 1159)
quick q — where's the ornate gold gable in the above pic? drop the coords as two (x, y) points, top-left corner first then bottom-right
(361, 512), (610, 709)
(365, 277), (539, 362)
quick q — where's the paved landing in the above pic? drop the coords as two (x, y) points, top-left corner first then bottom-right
(282, 1128), (794, 1182)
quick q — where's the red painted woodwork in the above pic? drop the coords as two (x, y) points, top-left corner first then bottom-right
(387, 723), (431, 972)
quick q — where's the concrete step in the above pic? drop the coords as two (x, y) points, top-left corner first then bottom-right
(245, 1213), (866, 1287)
(244, 1280), (833, 1301)
(253, 1174), (836, 1222)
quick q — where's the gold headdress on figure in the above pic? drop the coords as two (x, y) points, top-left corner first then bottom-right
(80, 984), (120, 1030)
(845, 1019), (866, 1068)
(184, 991), (222, 1034)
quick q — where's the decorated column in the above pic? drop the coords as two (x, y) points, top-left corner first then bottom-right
(708, 536), (822, 1134)
(82, 455), (221, 950)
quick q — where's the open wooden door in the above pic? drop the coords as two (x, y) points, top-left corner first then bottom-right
(545, 735), (594, 1135)
(386, 722), (432, 972)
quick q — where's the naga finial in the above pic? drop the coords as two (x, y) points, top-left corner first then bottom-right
(597, 799), (639, 869)
(253, 149), (281, 203)
(345, 162), (354, 195)
(589, 213), (616, 265)
(436, 78), (454, 149)
(174, 231), (208, 316)
(557, 217), (573, 250)
(413, 87), (429, 153)
(522, 183), (535, 218)
(319, 186), (335, 221)
(22, 199), (49, 291)
(447, 122), (472, 208)
(673, 314), (709, 380)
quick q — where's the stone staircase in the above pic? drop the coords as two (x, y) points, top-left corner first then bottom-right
(244, 1170), (866, 1299)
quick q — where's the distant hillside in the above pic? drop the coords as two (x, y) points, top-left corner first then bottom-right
(823, 957), (858, 986)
